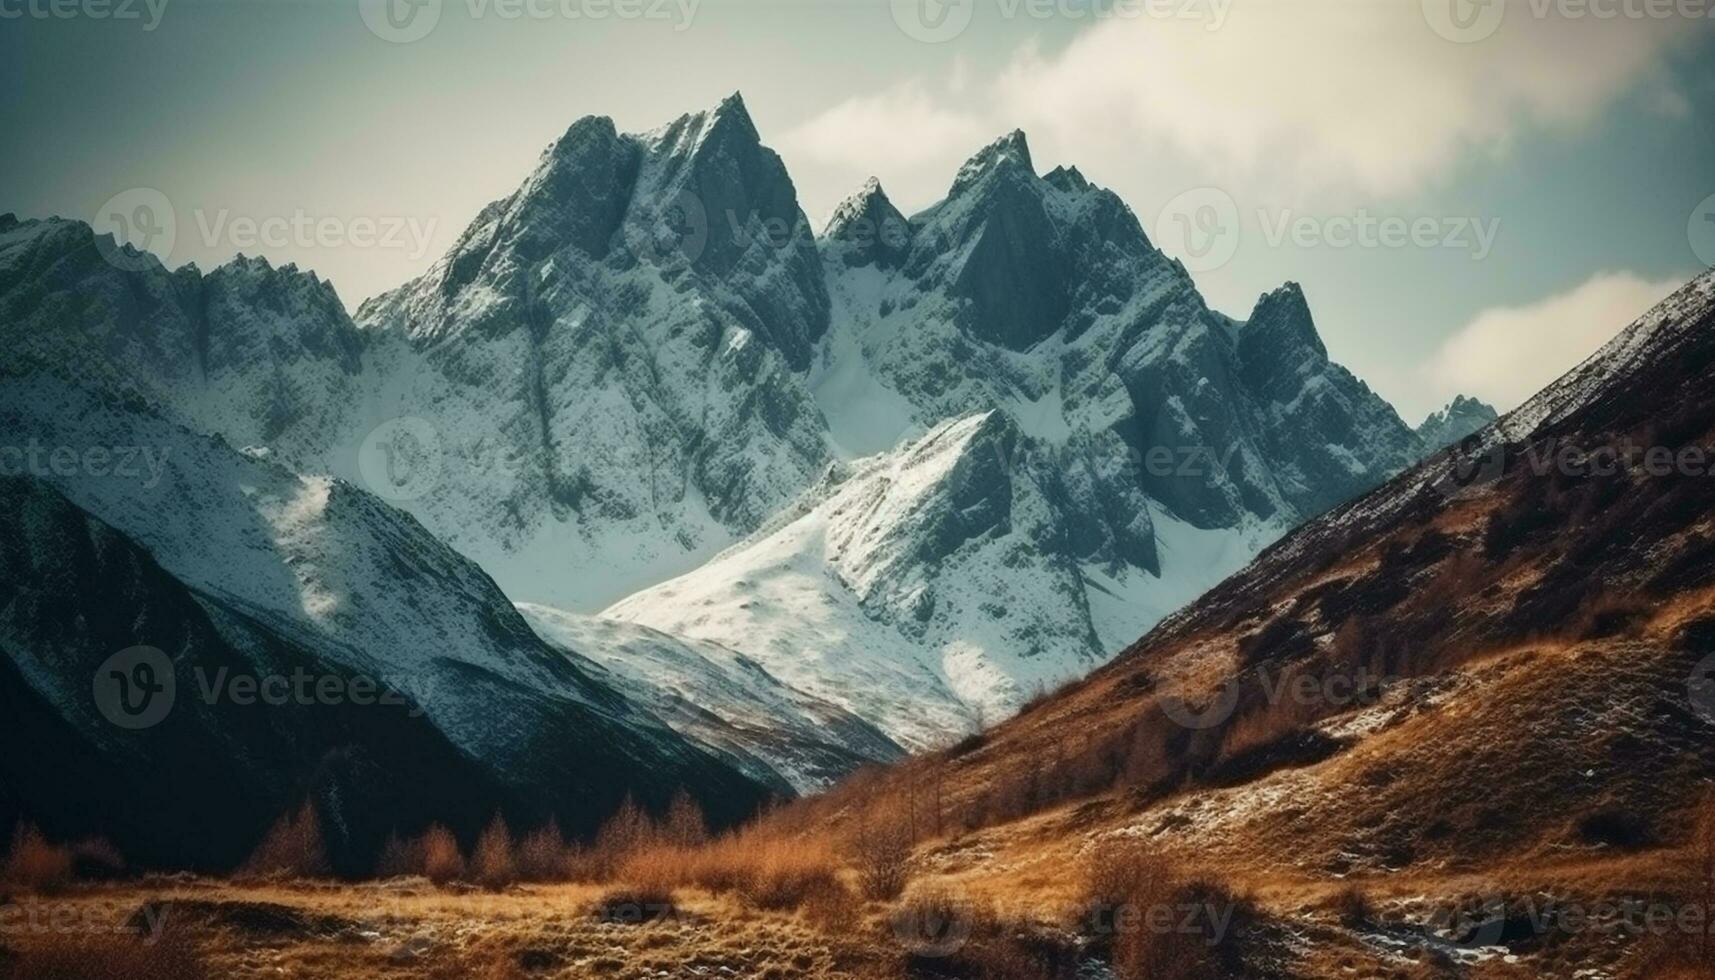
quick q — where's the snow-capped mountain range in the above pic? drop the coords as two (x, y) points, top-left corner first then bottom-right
(1, 93), (1480, 789)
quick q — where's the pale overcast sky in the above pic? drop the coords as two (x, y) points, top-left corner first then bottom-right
(3, 0), (1712, 421)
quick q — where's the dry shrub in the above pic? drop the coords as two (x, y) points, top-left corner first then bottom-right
(0, 926), (208, 980)
(608, 843), (688, 895)
(238, 802), (331, 879)
(661, 791), (707, 848)
(613, 829), (844, 912)
(1570, 593), (1650, 641)
(851, 819), (912, 901)
(421, 824), (466, 885)
(516, 818), (573, 882)
(890, 886), (973, 954)
(1332, 885), (1373, 928)
(586, 796), (658, 880)
(801, 874), (862, 934)
(2, 824), (74, 893)
(68, 838), (126, 880)
(374, 831), (425, 880)
(1215, 671), (1324, 764)
(894, 895), (1079, 980)
(1083, 839), (1251, 980)
(472, 814), (516, 890)
(1083, 840), (1179, 938)
(737, 850), (842, 911)
(1104, 719), (1174, 797)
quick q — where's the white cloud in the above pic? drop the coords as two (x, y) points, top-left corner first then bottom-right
(1429, 271), (1688, 411)
(777, 81), (989, 221)
(989, 1), (1693, 200)
(778, 3), (1694, 225)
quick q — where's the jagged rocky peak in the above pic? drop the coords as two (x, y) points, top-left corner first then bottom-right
(0, 214), (167, 282)
(364, 90), (830, 363)
(824, 177), (911, 267)
(506, 111), (639, 261)
(647, 90), (759, 159)
(1043, 165), (1091, 195)
(632, 90), (830, 365)
(1416, 394), (1499, 450)
(640, 90), (803, 255)
(951, 129), (1035, 195)
(915, 130), (1073, 351)
(1237, 282), (1331, 401)
(202, 254), (363, 376)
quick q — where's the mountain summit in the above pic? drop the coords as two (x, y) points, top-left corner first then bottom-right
(2, 96), (1460, 760)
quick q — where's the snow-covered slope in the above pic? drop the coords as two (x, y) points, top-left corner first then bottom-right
(611, 132), (1426, 745)
(518, 604), (903, 793)
(607, 413), (1276, 749)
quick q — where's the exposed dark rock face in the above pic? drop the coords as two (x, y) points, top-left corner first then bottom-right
(1416, 394), (1500, 452)
(0, 475), (771, 874)
(824, 178), (912, 269)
